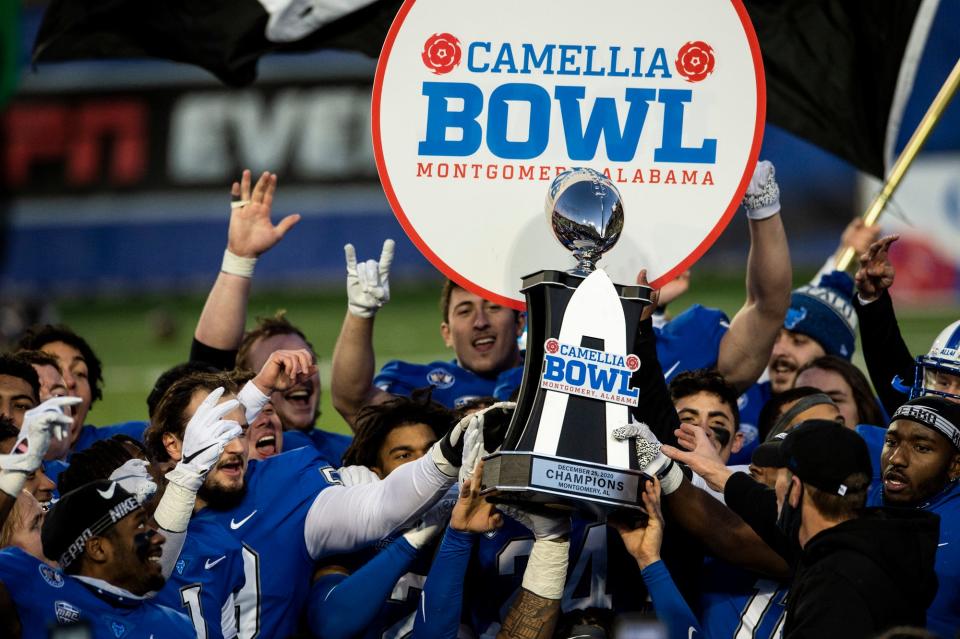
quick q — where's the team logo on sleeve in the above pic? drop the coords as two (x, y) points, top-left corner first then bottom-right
(540, 339), (640, 406)
(54, 601), (80, 624)
(110, 620), (128, 638)
(39, 563), (65, 588)
(426, 368), (456, 389)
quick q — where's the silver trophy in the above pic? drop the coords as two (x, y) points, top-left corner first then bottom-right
(546, 168), (625, 274)
(481, 169), (653, 517)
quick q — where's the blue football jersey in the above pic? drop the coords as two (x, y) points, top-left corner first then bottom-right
(192, 446), (340, 639)
(375, 360), (523, 409)
(283, 428), (353, 466)
(467, 516), (648, 636)
(320, 537), (438, 639)
(0, 547), (194, 639)
(72, 421), (148, 456)
(155, 518), (246, 639)
(699, 557), (787, 639)
(654, 304), (730, 384)
(728, 381), (771, 466)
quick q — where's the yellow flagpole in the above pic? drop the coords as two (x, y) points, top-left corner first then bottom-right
(836, 56), (960, 271)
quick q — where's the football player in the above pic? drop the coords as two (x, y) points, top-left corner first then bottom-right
(330, 246), (526, 424)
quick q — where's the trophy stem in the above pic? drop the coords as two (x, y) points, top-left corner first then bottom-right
(571, 249), (598, 275)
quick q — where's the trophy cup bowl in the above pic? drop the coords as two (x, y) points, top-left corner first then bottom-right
(545, 168), (625, 274)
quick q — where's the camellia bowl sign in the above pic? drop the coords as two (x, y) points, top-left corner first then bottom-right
(373, 0), (765, 309)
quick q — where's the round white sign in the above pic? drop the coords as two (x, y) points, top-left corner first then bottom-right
(373, 0), (765, 309)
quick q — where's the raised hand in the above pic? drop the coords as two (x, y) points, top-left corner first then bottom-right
(344, 239), (395, 318)
(741, 159), (781, 220)
(637, 269), (662, 322)
(609, 477), (665, 569)
(662, 425), (733, 493)
(227, 170), (301, 259)
(0, 397), (80, 473)
(451, 461), (502, 533)
(252, 348), (317, 394)
(855, 234), (899, 302)
(0, 396), (81, 498)
(166, 387), (243, 492)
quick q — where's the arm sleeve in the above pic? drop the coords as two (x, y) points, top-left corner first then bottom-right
(853, 290), (914, 415)
(304, 451), (454, 559)
(640, 560), (703, 639)
(723, 472), (794, 563)
(308, 538), (420, 639)
(158, 530), (186, 580)
(412, 527), (475, 639)
(633, 317), (681, 447)
(189, 338), (239, 371)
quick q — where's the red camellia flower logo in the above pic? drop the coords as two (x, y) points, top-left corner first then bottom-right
(625, 355), (640, 371)
(674, 41), (716, 83)
(545, 338), (560, 354)
(422, 33), (462, 75)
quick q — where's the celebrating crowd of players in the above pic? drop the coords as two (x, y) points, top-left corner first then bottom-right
(0, 163), (958, 639)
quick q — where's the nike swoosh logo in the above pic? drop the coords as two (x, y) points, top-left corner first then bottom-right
(205, 556), (226, 569)
(689, 628), (698, 638)
(663, 361), (681, 379)
(938, 542), (949, 547)
(97, 482), (117, 500)
(230, 510), (257, 530)
(182, 443), (218, 465)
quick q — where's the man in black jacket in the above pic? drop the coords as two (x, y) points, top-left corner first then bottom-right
(724, 420), (939, 637)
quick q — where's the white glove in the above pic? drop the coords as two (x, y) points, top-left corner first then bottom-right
(458, 422), (484, 485)
(0, 397), (80, 498)
(337, 465), (380, 487)
(165, 387), (243, 493)
(344, 239), (394, 318)
(612, 420), (683, 495)
(402, 485), (459, 549)
(109, 459), (158, 505)
(742, 160), (780, 220)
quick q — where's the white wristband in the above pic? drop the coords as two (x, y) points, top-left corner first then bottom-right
(153, 481), (197, 533)
(521, 538), (569, 600)
(0, 471), (27, 499)
(221, 249), (257, 278)
(659, 461), (684, 496)
(238, 380), (271, 424)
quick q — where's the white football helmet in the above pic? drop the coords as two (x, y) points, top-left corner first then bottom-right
(911, 319), (960, 402)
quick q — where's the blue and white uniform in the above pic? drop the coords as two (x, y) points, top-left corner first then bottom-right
(154, 519), (246, 639)
(375, 360), (523, 408)
(73, 421), (148, 455)
(192, 446), (452, 639)
(284, 428), (352, 465)
(0, 547), (194, 639)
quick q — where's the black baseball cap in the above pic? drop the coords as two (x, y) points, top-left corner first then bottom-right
(769, 419), (872, 496)
(42, 480), (142, 570)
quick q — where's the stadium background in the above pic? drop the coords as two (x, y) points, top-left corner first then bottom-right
(2, 0), (959, 434)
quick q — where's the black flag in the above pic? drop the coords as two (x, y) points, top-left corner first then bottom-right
(744, 0), (934, 178)
(33, 0), (936, 177)
(32, 0), (402, 87)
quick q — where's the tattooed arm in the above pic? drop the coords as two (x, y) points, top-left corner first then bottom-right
(498, 588), (562, 639)
(496, 507), (570, 639)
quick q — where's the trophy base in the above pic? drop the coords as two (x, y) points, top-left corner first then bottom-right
(480, 451), (650, 519)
